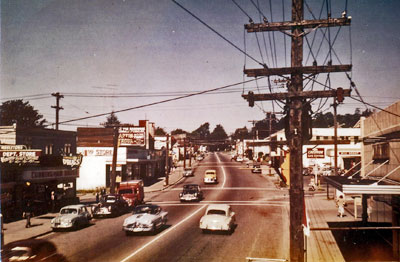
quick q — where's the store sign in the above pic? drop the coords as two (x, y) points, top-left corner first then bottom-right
(118, 126), (145, 147)
(338, 151), (361, 156)
(0, 150), (41, 164)
(0, 145), (26, 150)
(79, 148), (113, 156)
(154, 136), (167, 150)
(23, 169), (79, 180)
(63, 154), (83, 167)
(307, 148), (325, 159)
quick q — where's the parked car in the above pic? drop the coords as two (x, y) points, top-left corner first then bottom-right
(183, 167), (194, 177)
(179, 184), (203, 202)
(51, 204), (91, 230)
(204, 170), (218, 184)
(196, 155), (204, 161)
(199, 204), (236, 234)
(92, 194), (129, 218)
(236, 156), (243, 162)
(1, 239), (68, 262)
(251, 164), (262, 173)
(122, 204), (168, 235)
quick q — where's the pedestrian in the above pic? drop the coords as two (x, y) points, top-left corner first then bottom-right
(336, 195), (346, 218)
(50, 191), (56, 213)
(95, 191), (100, 203)
(24, 200), (33, 228)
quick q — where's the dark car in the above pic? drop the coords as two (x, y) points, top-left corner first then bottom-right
(92, 194), (129, 217)
(251, 164), (262, 173)
(179, 184), (203, 202)
(2, 239), (67, 262)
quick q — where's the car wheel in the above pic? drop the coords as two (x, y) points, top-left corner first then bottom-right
(202, 229), (208, 234)
(125, 231), (131, 236)
(151, 223), (157, 235)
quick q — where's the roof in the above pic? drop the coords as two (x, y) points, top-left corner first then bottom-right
(325, 176), (400, 195)
(206, 204), (230, 212)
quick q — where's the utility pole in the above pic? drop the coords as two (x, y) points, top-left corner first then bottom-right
(183, 138), (187, 169)
(248, 120), (257, 160)
(165, 134), (170, 186)
(110, 126), (119, 194)
(242, 1), (352, 261)
(51, 92), (64, 130)
(333, 98), (338, 176)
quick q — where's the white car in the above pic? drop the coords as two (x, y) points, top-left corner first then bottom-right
(199, 204), (236, 234)
(122, 204), (168, 235)
(183, 167), (194, 177)
(51, 204), (92, 230)
(204, 170), (218, 184)
(236, 156), (243, 162)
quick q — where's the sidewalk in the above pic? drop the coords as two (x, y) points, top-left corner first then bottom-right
(2, 162), (195, 245)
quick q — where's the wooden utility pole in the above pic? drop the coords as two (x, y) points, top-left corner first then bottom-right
(242, 1), (351, 261)
(165, 134), (170, 185)
(51, 92), (64, 130)
(183, 138), (187, 169)
(110, 127), (119, 194)
(333, 98), (338, 176)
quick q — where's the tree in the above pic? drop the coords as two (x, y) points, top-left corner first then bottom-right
(155, 127), (167, 136)
(171, 128), (187, 135)
(101, 112), (120, 127)
(231, 126), (251, 140)
(0, 100), (46, 128)
(210, 124), (228, 140)
(191, 122), (210, 140)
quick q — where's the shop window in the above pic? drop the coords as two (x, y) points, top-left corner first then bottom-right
(373, 142), (390, 161)
(316, 136), (321, 140)
(64, 144), (71, 155)
(45, 144), (54, 155)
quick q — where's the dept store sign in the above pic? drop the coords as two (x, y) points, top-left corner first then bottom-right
(0, 149), (41, 164)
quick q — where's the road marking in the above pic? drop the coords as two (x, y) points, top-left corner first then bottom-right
(119, 205), (207, 262)
(215, 153), (226, 188)
(169, 187), (281, 191)
(148, 200), (288, 206)
(149, 202), (287, 207)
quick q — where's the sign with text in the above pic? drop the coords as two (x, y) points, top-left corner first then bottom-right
(23, 168), (79, 181)
(0, 150), (41, 164)
(118, 126), (145, 147)
(62, 154), (83, 167)
(306, 148), (325, 159)
(154, 136), (167, 150)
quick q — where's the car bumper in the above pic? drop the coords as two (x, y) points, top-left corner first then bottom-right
(51, 223), (73, 229)
(204, 179), (217, 184)
(123, 226), (153, 232)
(180, 195), (199, 201)
(200, 224), (229, 231)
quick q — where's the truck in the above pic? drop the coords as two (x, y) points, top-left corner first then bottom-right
(117, 180), (144, 207)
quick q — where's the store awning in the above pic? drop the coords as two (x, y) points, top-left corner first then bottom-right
(325, 176), (400, 195)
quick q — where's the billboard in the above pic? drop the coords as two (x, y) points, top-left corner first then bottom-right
(118, 126), (145, 147)
(154, 136), (167, 150)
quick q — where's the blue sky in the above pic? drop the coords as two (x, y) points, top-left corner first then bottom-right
(1, 0), (399, 133)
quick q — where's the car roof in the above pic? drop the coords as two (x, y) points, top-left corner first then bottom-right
(61, 204), (85, 209)
(206, 204), (230, 212)
(205, 169), (216, 173)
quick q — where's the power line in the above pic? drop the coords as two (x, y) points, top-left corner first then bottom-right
(58, 77), (265, 125)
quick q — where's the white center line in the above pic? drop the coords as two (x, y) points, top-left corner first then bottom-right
(119, 205), (207, 262)
(215, 153), (226, 188)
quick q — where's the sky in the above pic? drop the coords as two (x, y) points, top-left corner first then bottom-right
(1, 0), (400, 134)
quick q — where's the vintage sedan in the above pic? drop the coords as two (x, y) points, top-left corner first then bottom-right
(1, 239), (67, 262)
(51, 204), (91, 230)
(183, 167), (194, 177)
(199, 204), (235, 234)
(204, 169), (218, 184)
(122, 204), (168, 235)
(251, 164), (262, 173)
(92, 194), (129, 217)
(179, 184), (203, 202)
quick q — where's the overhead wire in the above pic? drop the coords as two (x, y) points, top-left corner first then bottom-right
(58, 77), (266, 125)
(172, 0), (265, 68)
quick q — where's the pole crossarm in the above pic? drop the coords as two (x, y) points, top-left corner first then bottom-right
(245, 17), (351, 32)
(244, 65), (352, 77)
(242, 89), (351, 101)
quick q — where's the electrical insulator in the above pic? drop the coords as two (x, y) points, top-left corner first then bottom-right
(248, 91), (255, 107)
(336, 87), (344, 103)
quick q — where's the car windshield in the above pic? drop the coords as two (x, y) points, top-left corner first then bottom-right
(60, 208), (78, 214)
(207, 209), (226, 216)
(105, 196), (116, 203)
(134, 206), (158, 214)
(183, 188), (198, 194)
(119, 189), (133, 194)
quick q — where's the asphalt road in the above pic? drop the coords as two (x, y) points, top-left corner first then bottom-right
(42, 152), (290, 262)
